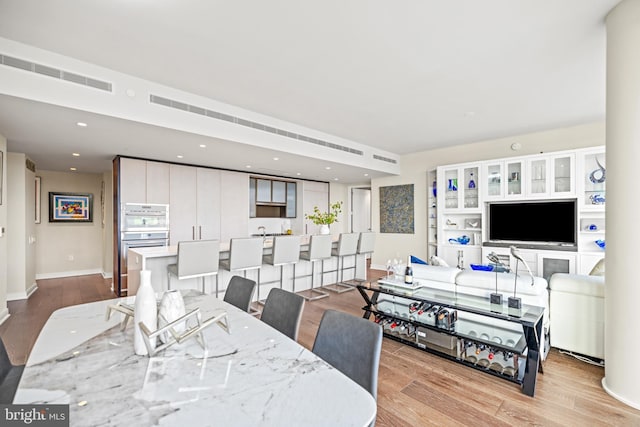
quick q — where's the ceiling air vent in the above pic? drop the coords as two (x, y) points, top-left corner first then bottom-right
(373, 154), (398, 164)
(0, 54), (113, 92)
(149, 94), (364, 156)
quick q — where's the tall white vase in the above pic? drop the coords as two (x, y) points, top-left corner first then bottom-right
(319, 224), (330, 235)
(134, 270), (157, 356)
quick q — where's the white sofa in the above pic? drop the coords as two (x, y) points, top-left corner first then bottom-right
(549, 273), (604, 360)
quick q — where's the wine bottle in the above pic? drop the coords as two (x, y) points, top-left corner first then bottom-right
(404, 256), (413, 284)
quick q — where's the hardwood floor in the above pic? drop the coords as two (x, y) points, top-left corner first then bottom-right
(1, 272), (639, 426)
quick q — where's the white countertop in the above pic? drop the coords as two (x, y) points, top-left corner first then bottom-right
(15, 291), (376, 426)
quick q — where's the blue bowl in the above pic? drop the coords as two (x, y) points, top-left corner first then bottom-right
(470, 264), (493, 272)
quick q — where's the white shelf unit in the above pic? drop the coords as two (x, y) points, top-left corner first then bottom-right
(427, 169), (438, 259)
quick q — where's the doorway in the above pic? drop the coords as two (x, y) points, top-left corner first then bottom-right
(351, 187), (371, 232)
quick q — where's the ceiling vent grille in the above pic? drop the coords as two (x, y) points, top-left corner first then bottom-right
(149, 94), (364, 156)
(0, 54), (112, 92)
(373, 154), (398, 164)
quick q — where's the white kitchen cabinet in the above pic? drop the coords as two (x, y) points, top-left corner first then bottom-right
(169, 164), (198, 244)
(272, 180), (286, 203)
(196, 168), (221, 240)
(146, 161), (170, 204)
(220, 171), (249, 242)
(170, 165), (224, 244)
(438, 164), (480, 212)
(483, 159), (525, 200)
(119, 158), (170, 205)
(119, 158), (146, 204)
(256, 179), (272, 203)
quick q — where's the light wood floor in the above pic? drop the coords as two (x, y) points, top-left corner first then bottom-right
(2, 272), (639, 426)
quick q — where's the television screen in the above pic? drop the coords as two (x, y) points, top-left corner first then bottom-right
(488, 200), (576, 245)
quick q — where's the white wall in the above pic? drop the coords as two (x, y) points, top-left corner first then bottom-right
(6, 152), (36, 300)
(35, 170), (104, 278)
(370, 121), (606, 269)
(0, 135), (8, 322)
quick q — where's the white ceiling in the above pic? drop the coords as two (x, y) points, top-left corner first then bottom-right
(0, 0), (619, 182)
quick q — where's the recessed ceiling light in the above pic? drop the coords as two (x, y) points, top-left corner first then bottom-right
(199, 144), (206, 148)
(177, 155), (184, 159)
(76, 122), (87, 127)
(325, 166), (331, 170)
(296, 172), (301, 176)
(70, 167), (77, 171)
(273, 157), (279, 161)
(334, 178), (339, 181)
(364, 173), (369, 177)
(72, 153), (80, 157)
(464, 111), (476, 118)
(246, 165), (252, 168)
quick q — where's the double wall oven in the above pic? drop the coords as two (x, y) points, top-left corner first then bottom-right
(117, 203), (169, 295)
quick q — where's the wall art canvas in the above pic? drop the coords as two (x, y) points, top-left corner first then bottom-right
(380, 184), (414, 234)
(49, 192), (93, 222)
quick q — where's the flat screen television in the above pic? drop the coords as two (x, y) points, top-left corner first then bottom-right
(487, 199), (577, 247)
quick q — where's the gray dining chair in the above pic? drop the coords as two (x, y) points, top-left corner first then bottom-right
(260, 288), (305, 341)
(0, 337), (25, 404)
(167, 239), (220, 294)
(312, 310), (383, 400)
(223, 275), (257, 313)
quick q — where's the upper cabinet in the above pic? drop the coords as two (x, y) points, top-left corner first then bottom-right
(482, 153), (574, 201)
(439, 164), (480, 212)
(250, 177), (297, 218)
(483, 158), (525, 200)
(118, 158), (170, 204)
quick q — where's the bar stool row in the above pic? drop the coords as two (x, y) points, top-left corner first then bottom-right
(166, 232), (375, 311)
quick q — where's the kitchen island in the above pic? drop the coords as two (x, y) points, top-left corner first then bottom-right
(127, 235), (367, 298)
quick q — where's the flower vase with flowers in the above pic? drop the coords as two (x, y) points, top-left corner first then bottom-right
(305, 201), (342, 235)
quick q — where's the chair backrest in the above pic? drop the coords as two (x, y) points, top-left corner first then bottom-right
(312, 310), (383, 399)
(306, 234), (333, 261)
(357, 232), (376, 255)
(271, 235), (301, 265)
(336, 233), (359, 256)
(223, 276), (257, 312)
(177, 239), (220, 277)
(260, 288), (305, 341)
(229, 237), (264, 270)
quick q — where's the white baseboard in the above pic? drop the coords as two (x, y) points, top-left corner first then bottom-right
(101, 271), (113, 279)
(26, 282), (38, 297)
(36, 268), (103, 280)
(0, 308), (9, 326)
(371, 263), (387, 271)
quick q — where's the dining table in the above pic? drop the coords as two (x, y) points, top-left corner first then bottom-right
(14, 291), (377, 427)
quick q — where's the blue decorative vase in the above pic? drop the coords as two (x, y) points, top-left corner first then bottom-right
(432, 181), (437, 197)
(468, 173), (476, 189)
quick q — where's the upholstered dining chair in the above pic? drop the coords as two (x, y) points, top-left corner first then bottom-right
(260, 288), (305, 341)
(0, 337), (25, 404)
(312, 310), (383, 400)
(223, 276), (257, 313)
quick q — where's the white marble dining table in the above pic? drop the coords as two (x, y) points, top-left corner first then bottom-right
(14, 291), (377, 427)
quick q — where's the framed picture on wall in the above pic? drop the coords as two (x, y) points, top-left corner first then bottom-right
(49, 192), (93, 223)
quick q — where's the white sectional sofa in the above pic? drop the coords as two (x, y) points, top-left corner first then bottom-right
(549, 273), (604, 360)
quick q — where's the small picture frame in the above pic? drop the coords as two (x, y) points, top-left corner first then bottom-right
(49, 192), (93, 223)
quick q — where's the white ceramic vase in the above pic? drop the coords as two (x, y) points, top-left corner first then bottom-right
(158, 290), (186, 343)
(134, 270), (157, 356)
(319, 224), (330, 235)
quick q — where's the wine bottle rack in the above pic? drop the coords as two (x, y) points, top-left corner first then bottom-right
(357, 281), (544, 396)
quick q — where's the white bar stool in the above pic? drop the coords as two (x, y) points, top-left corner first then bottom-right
(219, 237), (264, 311)
(297, 234), (332, 301)
(348, 231), (376, 285)
(167, 239), (220, 293)
(322, 232), (359, 293)
(261, 235), (301, 302)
